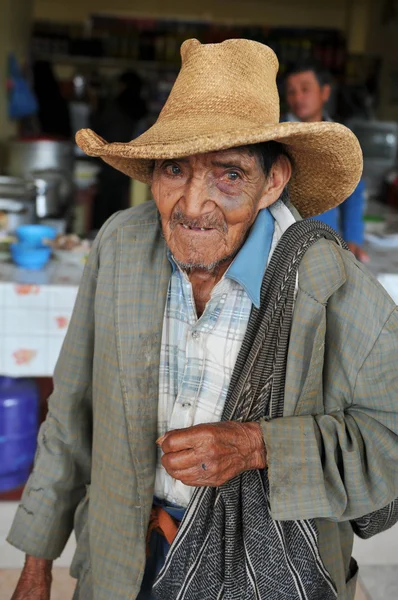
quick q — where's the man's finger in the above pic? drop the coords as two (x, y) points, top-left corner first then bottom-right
(160, 427), (199, 454)
(166, 464), (212, 486)
(161, 448), (197, 472)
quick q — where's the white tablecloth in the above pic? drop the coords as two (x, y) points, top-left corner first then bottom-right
(0, 261), (82, 377)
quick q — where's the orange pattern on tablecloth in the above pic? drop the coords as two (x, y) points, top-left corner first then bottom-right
(14, 285), (40, 295)
(13, 349), (38, 365)
(55, 316), (69, 329)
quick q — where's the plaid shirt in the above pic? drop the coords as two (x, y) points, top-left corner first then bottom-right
(155, 202), (295, 506)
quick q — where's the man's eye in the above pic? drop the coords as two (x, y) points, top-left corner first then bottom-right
(226, 171), (241, 182)
(165, 164), (182, 176)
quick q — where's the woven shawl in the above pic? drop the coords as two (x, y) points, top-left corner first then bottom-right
(153, 220), (398, 600)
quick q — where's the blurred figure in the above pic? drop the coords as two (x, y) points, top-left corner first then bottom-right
(283, 61), (368, 262)
(32, 61), (71, 138)
(91, 71), (147, 229)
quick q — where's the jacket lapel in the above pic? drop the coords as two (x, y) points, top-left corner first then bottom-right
(114, 207), (170, 508)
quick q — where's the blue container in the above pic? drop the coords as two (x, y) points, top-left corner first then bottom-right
(11, 243), (51, 270)
(16, 224), (56, 247)
(0, 377), (39, 491)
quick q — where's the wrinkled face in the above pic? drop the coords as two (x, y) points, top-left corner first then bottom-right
(151, 148), (271, 271)
(286, 71), (330, 122)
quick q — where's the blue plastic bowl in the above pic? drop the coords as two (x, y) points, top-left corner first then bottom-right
(16, 225), (57, 247)
(11, 243), (52, 270)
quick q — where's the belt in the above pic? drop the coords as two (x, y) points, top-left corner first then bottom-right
(147, 505), (180, 548)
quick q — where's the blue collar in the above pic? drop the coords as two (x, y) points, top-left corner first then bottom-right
(168, 208), (275, 309)
(226, 208), (274, 308)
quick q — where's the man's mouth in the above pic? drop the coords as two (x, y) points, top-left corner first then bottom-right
(180, 224), (214, 232)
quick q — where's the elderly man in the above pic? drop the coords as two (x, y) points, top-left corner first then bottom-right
(8, 40), (398, 600)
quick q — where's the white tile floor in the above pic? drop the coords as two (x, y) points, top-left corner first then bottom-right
(359, 566), (398, 600)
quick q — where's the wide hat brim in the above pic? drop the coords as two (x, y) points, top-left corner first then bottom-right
(76, 118), (362, 219)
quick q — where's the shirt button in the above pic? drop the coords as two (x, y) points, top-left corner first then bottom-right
(181, 402), (192, 408)
(192, 330), (200, 340)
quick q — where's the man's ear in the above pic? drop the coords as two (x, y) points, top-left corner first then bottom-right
(321, 83), (331, 104)
(258, 155), (292, 209)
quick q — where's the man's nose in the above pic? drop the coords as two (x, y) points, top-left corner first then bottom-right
(180, 175), (216, 218)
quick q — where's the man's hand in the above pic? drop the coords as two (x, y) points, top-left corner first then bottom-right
(158, 421), (267, 487)
(347, 242), (369, 264)
(10, 556), (52, 600)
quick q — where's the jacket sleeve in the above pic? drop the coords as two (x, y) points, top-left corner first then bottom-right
(7, 215), (117, 560)
(262, 308), (398, 522)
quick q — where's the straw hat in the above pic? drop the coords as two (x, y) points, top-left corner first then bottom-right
(76, 38), (363, 218)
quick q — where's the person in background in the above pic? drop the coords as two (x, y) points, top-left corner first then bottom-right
(91, 70), (147, 229)
(283, 60), (368, 262)
(32, 61), (71, 139)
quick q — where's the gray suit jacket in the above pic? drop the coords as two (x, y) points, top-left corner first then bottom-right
(8, 201), (398, 600)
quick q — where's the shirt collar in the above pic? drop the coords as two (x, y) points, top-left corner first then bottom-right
(226, 208), (274, 308)
(284, 111), (332, 122)
(168, 208), (274, 309)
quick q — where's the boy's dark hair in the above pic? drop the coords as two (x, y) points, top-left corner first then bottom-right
(285, 60), (331, 87)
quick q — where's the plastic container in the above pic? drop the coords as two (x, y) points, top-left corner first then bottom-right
(11, 242), (51, 270)
(0, 377), (39, 492)
(15, 224), (56, 247)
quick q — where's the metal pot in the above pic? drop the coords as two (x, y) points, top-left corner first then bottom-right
(0, 199), (32, 233)
(0, 175), (35, 199)
(31, 170), (64, 218)
(7, 139), (74, 175)
(0, 176), (36, 233)
(7, 139), (74, 200)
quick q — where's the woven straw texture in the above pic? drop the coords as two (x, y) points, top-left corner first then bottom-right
(76, 38), (363, 218)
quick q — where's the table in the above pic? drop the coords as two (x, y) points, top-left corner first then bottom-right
(0, 236), (397, 378)
(0, 261), (82, 377)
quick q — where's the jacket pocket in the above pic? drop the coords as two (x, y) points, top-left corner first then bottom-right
(70, 484), (91, 580)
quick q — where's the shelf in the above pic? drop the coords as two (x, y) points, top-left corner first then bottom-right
(32, 53), (181, 71)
